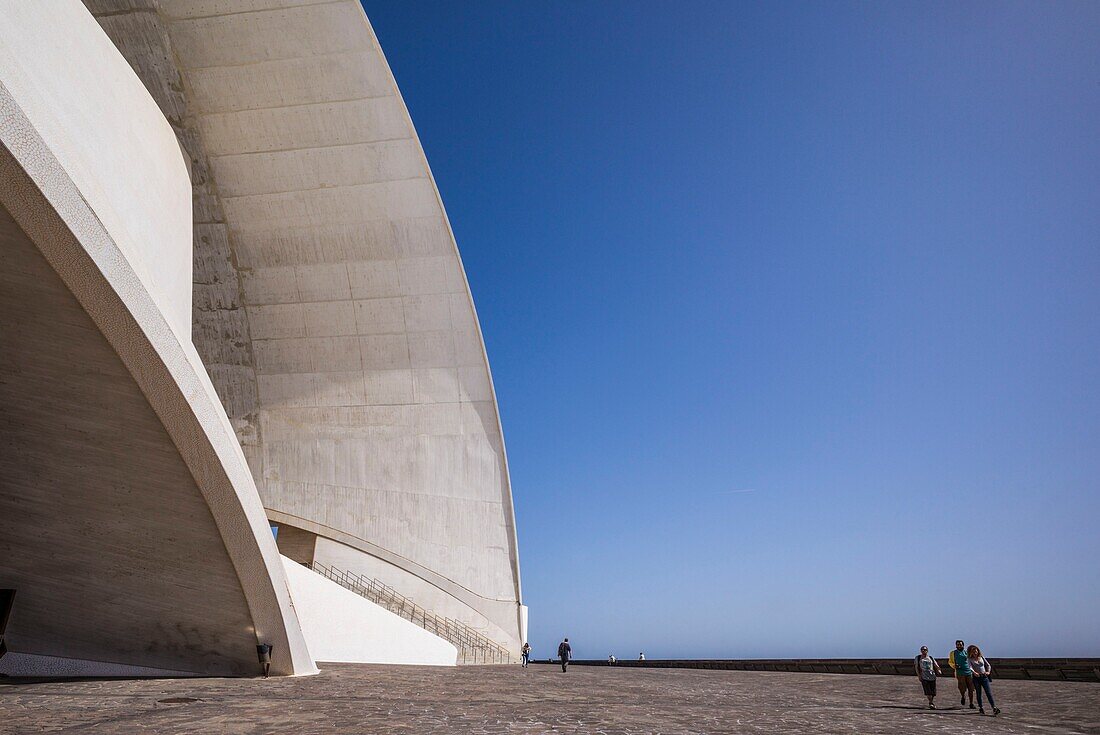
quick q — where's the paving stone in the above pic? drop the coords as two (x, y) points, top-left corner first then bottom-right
(1, 662), (1098, 734)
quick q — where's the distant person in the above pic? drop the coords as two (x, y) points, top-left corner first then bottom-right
(521, 642), (531, 668)
(948, 640), (975, 708)
(639, 652), (645, 661)
(557, 638), (572, 672)
(608, 654), (616, 665)
(914, 645), (942, 708)
(967, 644), (1000, 716)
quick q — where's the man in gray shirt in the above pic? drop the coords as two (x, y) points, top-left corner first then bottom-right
(914, 645), (942, 709)
(557, 638), (572, 672)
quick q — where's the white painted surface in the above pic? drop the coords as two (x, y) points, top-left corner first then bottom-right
(311, 536), (517, 648)
(281, 556), (457, 667)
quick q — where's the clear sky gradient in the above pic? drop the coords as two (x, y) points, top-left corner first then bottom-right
(364, 1), (1100, 659)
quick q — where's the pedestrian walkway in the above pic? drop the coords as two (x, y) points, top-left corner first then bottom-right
(1, 663), (1097, 733)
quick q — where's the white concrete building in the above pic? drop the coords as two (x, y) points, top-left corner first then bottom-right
(0, 0), (523, 676)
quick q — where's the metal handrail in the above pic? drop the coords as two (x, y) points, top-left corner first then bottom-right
(305, 561), (512, 664)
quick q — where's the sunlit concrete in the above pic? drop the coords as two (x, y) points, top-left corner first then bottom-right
(281, 557), (457, 667)
(83, 0), (525, 653)
(3, 665), (1098, 734)
(0, 1), (313, 677)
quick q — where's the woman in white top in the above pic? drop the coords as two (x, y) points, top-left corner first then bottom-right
(967, 644), (1001, 716)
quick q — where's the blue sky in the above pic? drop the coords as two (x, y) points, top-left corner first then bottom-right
(364, 0), (1100, 659)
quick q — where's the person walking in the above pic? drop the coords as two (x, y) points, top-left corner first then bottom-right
(948, 640), (976, 708)
(521, 642), (531, 668)
(914, 645), (942, 708)
(639, 652), (645, 661)
(968, 644), (1001, 716)
(557, 638), (572, 672)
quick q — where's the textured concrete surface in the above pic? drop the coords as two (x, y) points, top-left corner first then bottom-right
(0, 1), (312, 675)
(0, 204), (255, 676)
(82, 0), (525, 653)
(0, 0), (192, 341)
(2, 663), (1098, 734)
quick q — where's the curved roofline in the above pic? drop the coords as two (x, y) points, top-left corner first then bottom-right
(79, 0), (525, 653)
(354, 7), (524, 609)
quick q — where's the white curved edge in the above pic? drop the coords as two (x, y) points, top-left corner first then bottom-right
(0, 0), (191, 342)
(0, 2), (315, 676)
(281, 557), (457, 667)
(355, 3), (525, 621)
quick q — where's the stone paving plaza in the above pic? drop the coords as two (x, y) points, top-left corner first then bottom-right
(1, 663), (1098, 734)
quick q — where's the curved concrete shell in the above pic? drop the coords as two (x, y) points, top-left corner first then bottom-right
(82, 0), (526, 652)
(0, 2), (314, 677)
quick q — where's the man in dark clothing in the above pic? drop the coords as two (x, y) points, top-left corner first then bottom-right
(557, 638), (572, 672)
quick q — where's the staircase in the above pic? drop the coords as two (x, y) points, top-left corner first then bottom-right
(305, 562), (513, 665)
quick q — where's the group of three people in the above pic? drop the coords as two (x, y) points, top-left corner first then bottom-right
(915, 640), (1001, 715)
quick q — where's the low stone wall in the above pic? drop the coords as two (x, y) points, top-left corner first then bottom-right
(537, 658), (1100, 682)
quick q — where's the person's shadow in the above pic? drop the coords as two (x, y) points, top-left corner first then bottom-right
(872, 705), (969, 715)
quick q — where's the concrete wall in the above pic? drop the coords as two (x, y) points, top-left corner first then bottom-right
(0, 0), (313, 676)
(86, 0), (266, 466)
(0, 652), (197, 679)
(312, 536), (518, 650)
(0, 206), (259, 675)
(82, 0), (526, 654)
(282, 557), (457, 667)
(0, 0), (191, 342)
(274, 523), (317, 566)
